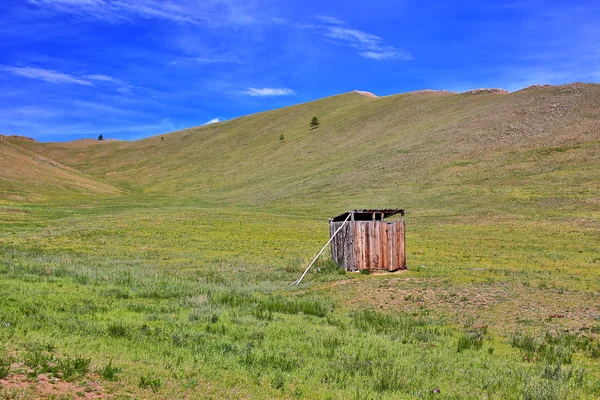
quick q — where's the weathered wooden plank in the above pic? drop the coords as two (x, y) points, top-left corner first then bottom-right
(352, 223), (359, 271)
(359, 223), (366, 271)
(359, 223), (368, 271)
(380, 222), (389, 271)
(345, 222), (355, 271)
(399, 219), (406, 269)
(391, 221), (405, 270)
(368, 222), (375, 269)
(388, 223), (394, 270)
(353, 223), (361, 270)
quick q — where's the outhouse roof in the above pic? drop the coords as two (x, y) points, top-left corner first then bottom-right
(329, 209), (405, 222)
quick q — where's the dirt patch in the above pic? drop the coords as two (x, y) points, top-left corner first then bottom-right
(352, 90), (378, 98)
(327, 277), (600, 333)
(0, 372), (104, 399)
(0, 135), (35, 142)
(462, 88), (509, 95)
(412, 89), (456, 95)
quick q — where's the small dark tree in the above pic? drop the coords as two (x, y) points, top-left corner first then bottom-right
(279, 134), (284, 142)
(98, 134), (104, 141)
(310, 117), (320, 130)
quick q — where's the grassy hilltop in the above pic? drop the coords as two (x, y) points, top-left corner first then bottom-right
(0, 83), (599, 398)
(5, 83), (600, 215)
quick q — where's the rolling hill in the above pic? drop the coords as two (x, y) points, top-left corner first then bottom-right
(0, 136), (121, 202)
(4, 83), (599, 218)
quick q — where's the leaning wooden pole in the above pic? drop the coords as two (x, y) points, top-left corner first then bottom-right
(292, 213), (351, 286)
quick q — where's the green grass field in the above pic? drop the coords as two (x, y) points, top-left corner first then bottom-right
(1, 83), (599, 398)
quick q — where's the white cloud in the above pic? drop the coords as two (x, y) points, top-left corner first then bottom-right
(116, 86), (132, 94)
(115, 2), (200, 24)
(26, 0), (201, 24)
(169, 57), (237, 66)
(318, 18), (413, 61)
(2, 66), (136, 93)
(241, 87), (296, 96)
(26, 0), (262, 26)
(325, 26), (382, 48)
(359, 50), (414, 61)
(315, 15), (345, 25)
(2, 66), (93, 85)
(86, 74), (120, 83)
(204, 118), (222, 125)
(87, 74), (135, 93)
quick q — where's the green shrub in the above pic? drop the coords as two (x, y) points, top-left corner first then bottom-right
(57, 356), (90, 381)
(0, 351), (12, 378)
(139, 374), (162, 393)
(99, 359), (122, 381)
(23, 344), (55, 375)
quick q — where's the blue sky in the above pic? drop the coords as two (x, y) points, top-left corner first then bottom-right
(1, 0), (599, 141)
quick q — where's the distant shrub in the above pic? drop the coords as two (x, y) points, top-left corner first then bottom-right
(310, 116), (320, 130)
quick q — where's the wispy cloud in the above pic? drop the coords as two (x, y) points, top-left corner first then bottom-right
(87, 74), (136, 93)
(86, 74), (121, 83)
(3, 65), (134, 93)
(319, 18), (413, 61)
(169, 57), (238, 66)
(241, 87), (296, 96)
(116, 2), (200, 24)
(0, 106), (58, 119)
(25, 0), (260, 26)
(3, 66), (93, 85)
(315, 15), (345, 25)
(325, 26), (381, 48)
(204, 118), (222, 125)
(359, 49), (413, 60)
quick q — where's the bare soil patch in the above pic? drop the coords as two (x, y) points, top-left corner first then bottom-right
(0, 372), (104, 399)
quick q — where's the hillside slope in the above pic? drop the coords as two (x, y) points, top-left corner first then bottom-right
(0, 137), (122, 202)
(8, 83), (600, 216)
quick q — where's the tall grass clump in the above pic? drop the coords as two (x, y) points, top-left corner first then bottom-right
(0, 349), (12, 378)
(139, 374), (162, 393)
(351, 309), (442, 343)
(456, 324), (487, 352)
(56, 355), (91, 381)
(99, 359), (122, 381)
(510, 332), (590, 364)
(211, 290), (332, 317)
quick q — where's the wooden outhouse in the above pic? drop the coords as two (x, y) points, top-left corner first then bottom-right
(329, 209), (406, 272)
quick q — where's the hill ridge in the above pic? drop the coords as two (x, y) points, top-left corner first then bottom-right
(2, 82), (599, 215)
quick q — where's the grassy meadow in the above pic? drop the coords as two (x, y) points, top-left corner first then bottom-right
(1, 83), (599, 398)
